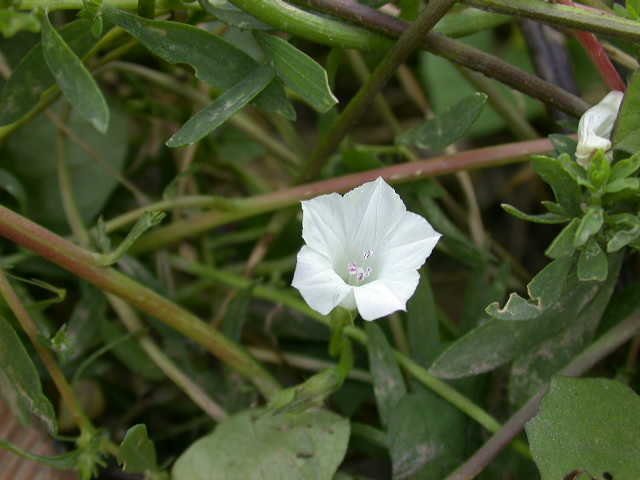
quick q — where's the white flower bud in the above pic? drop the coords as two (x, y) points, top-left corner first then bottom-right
(575, 90), (624, 168)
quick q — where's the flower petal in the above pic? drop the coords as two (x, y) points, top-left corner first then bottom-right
(301, 193), (346, 259)
(576, 90), (624, 167)
(380, 211), (441, 273)
(353, 279), (409, 321)
(292, 246), (352, 315)
(342, 177), (406, 251)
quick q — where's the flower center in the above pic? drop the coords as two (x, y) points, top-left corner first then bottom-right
(346, 249), (374, 285)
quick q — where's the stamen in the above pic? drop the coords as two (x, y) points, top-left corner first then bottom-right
(363, 249), (374, 260)
(347, 263), (358, 275)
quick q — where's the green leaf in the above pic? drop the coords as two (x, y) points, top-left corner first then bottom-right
(0, 9), (40, 37)
(0, 19), (98, 125)
(0, 314), (56, 432)
(41, 13), (109, 133)
(558, 153), (591, 188)
(508, 253), (621, 405)
(586, 150), (610, 191)
(167, 65), (274, 147)
(609, 152), (640, 181)
(574, 206), (604, 248)
(101, 5), (294, 120)
(387, 393), (466, 480)
(256, 31), (338, 113)
(98, 211), (166, 265)
(526, 377), (640, 479)
(99, 319), (165, 381)
(407, 271), (441, 368)
(607, 213), (640, 252)
(532, 155), (582, 216)
(548, 134), (577, 157)
(396, 92), (487, 151)
(0, 168), (27, 213)
(604, 177), (640, 193)
(5, 101), (128, 233)
(612, 70), (640, 154)
(220, 291), (250, 343)
(577, 239), (608, 282)
(63, 283), (105, 364)
(485, 256), (574, 321)
(172, 408), (350, 480)
(365, 322), (407, 427)
(429, 260), (616, 380)
(501, 203), (569, 224)
(118, 424), (158, 473)
(545, 218), (579, 259)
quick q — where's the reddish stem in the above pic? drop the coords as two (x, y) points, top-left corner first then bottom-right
(133, 137), (557, 252)
(556, 0), (626, 91)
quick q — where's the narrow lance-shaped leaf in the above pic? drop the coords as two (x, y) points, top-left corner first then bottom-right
(501, 203), (570, 224)
(612, 70), (640, 154)
(40, 13), (109, 133)
(101, 5), (294, 120)
(396, 92), (487, 151)
(0, 19), (98, 125)
(255, 32), (337, 113)
(577, 238), (608, 282)
(0, 315), (56, 432)
(365, 322), (407, 427)
(167, 65), (275, 147)
(532, 155), (582, 217)
(118, 424), (159, 473)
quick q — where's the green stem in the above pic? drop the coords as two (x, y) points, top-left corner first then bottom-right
(0, 206), (281, 399)
(464, 0), (640, 42)
(170, 257), (531, 458)
(346, 49), (402, 136)
(132, 137), (556, 252)
(248, 346), (372, 382)
(446, 313), (640, 480)
(55, 114), (91, 247)
(302, 0), (460, 178)
(297, 0), (589, 116)
(0, 268), (94, 434)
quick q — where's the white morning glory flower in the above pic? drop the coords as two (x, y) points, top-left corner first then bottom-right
(575, 90), (624, 168)
(291, 177), (441, 321)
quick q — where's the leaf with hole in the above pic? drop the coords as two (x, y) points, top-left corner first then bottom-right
(172, 408), (349, 480)
(526, 377), (640, 480)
